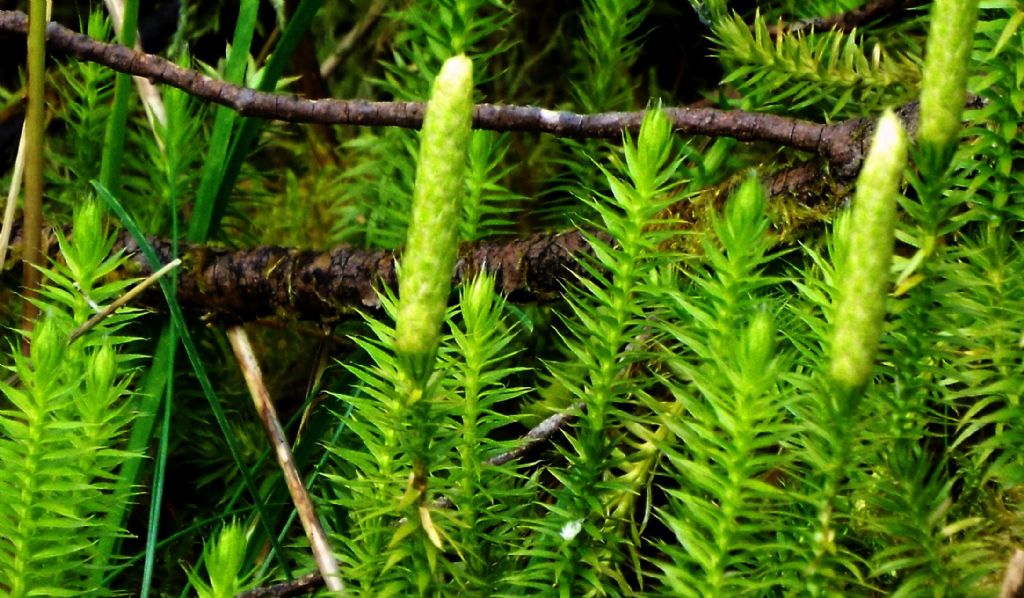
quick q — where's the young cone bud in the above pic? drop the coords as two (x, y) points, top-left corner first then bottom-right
(30, 316), (62, 378)
(87, 342), (117, 394)
(918, 0), (980, 173)
(395, 55), (474, 367)
(829, 110), (907, 397)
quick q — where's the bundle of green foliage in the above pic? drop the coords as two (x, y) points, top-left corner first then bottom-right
(1, 0), (1022, 596)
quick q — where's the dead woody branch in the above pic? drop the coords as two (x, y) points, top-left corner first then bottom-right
(1, 9), (897, 177)
(260, 403), (586, 597)
(768, 0), (919, 36)
(120, 229), (598, 323)
(235, 572), (323, 598)
(7, 150), (844, 325)
(3, 159), (852, 325)
(228, 326), (345, 594)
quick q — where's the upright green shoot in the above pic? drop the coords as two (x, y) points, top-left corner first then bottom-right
(391, 52), (473, 579)
(0, 202), (143, 597)
(524, 107), (678, 595)
(806, 109), (906, 590)
(654, 177), (795, 595)
(184, 521), (257, 598)
(918, 0), (981, 176)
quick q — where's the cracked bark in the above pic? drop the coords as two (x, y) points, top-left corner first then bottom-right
(0, 159), (848, 325)
(0, 228), (597, 324)
(129, 229), (599, 324)
(0, 158), (859, 324)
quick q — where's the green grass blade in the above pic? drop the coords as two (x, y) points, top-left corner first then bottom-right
(140, 342), (174, 598)
(138, 86), (186, 596)
(98, 0), (140, 193)
(89, 326), (176, 591)
(100, 505), (258, 588)
(187, 0), (261, 242)
(93, 179), (290, 575)
(208, 0), (323, 232)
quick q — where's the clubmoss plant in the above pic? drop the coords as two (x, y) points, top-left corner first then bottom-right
(537, 0), (652, 228)
(653, 176), (796, 595)
(573, 0), (652, 114)
(327, 54), (479, 595)
(711, 9), (921, 118)
(392, 53), (473, 582)
(184, 521), (257, 598)
(518, 107), (680, 595)
(0, 201), (142, 597)
(440, 272), (532, 590)
(4, 3), (1024, 596)
(918, 0), (981, 175)
(829, 109), (906, 400)
(329, 273), (534, 594)
(799, 110), (907, 591)
(395, 54), (474, 370)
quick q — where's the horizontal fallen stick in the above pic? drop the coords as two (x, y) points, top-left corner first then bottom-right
(0, 9), (922, 177)
(2, 160), (849, 324)
(119, 229), (596, 323)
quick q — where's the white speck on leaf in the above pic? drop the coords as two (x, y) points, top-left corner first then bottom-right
(561, 519), (583, 541)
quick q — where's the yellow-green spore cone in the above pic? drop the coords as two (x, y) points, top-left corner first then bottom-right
(829, 110), (907, 398)
(395, 55), (474, 366)
(918, 0), (980, 172)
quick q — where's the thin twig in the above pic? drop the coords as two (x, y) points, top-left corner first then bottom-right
(227, 326), (345, 595)
(318, 0), (387, 79)
(432, 402), (584, 511)
(67, 258), (181, 343)
(486, 402), (584, 466)
(0, 121), (27, 272)
(1001, 550), (1024, 598)
(0, 10), (870, 174)
(236, 572), (323, 598)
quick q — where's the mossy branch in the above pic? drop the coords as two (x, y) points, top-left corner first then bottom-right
(2, 196), (842, 324)
(0, 154), (857, 325)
